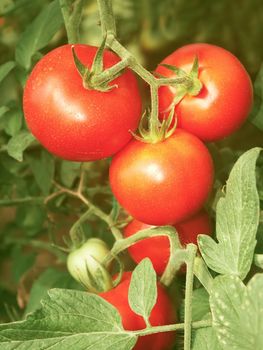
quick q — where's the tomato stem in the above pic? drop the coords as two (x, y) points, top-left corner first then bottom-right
(59, 0), (84, 44)
(132, 318), (211, 336)
(184, 244), (197, 350)
(97, 0), (116, 36)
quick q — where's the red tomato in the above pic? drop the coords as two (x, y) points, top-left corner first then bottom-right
(23, 44), (142, 161)
(100, 271), (176, 350)
(124, 209), (213, 275)
(157, 43), (253, 141)
(109, 129), (214, 226)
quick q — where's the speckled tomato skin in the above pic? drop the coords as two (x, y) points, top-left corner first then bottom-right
(100, 272), (176, 350)
(109, 129), (214, 226)
(124, 209), (213, 275)
(23, 44), (142, 161)
(157, 43), (253, 141)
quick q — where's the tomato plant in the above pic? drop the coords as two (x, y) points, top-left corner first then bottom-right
(100, 271), (176, 350)
(110, 129), (214, 226)
(23, 44), (142, 161)
(157, 43), (253, 141)
(124, 209), (212, 275)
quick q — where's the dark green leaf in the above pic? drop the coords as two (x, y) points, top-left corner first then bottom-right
(0, 61), (15, 83)
(28, 150), (55, 195)
(199, 148), (261, 280)
(250, 64), (263, 130)
(7, 130), (35, 161)
(15, 0), (63, 70)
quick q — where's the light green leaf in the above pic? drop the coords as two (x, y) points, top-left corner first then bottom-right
(192, 326), (222, 350)
(28, 150), (55, 195)
(254, 254), (263, 269)
(0, 61), (15, 83)
(128, 258), (157, 325)
(7, 130), (35, 161)
(0, 289), (137, 350)
(210, 274), (263, 350)
(15, 0), (63, 70)
(198, 148), (261, 280)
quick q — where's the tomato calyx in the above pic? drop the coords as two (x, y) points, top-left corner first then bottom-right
(72, 37), (124, 92)
(67, 238), (113, 293)
(131, 107), (177, 144)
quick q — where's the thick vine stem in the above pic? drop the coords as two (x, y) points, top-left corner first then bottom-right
(97, 0), (116, 36)
(59, 0), (84, 44)
(184, 244), (198, 350)
(105, 226), (184, 287)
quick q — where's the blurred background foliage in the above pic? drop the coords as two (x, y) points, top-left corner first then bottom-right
(0, 0), (262, 333)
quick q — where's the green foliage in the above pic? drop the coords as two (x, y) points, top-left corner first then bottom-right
(128, 258), (157, 325)
(15, 0), (63, 70)
(0, 288), (138, 349)
(210, 274), (263, 350)
(198, 148), (261, 280)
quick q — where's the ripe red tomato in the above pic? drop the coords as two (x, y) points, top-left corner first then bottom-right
(124, 209), (212, 275)
(100, 271), (176, 350)
(23, 44), (142, 161)
(109, 129), (214, 226)
(156, 43), (253, 141)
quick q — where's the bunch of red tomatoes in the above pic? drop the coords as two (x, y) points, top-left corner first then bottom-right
(23, 43), (253, 350)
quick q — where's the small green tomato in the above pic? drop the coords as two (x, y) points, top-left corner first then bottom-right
(67, 238), (112, 293)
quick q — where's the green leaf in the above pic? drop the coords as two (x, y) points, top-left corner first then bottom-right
(28, 150), (55, 195)
(25, 268), (81, 315)
(0, 289), (137, 349)
(128, 258), (157, 326)
(3, 108), (22, 136)
(0, 106), (9, 119)
(250, 63), (263, 130)
(7, 130), (35, 161)
(210, 274), (263, 350)
(192, 327), (222, 350)
(60, 161), (81, 187)
(15, 0), (63, 70)
(0, 61), (15, 83)
(198, 148), (261, 280)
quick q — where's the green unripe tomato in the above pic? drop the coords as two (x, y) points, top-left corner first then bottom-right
(67, 238), (112, 293)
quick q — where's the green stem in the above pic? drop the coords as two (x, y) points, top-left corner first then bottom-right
(184, 244), (197, 350)
(97, 0), (116, 36)
(193, 256), (214, 294)
(0, 197), (44, 206)
(5, 237), (66, 261)
(107, 226), (183, 284)
(133, 318), (211, 336)
(149, 82), (160, 137)
(59, 0), (84, 43)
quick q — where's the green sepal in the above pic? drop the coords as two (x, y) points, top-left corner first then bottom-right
(160, 63), (186, 77)
(71, 45), (90, 77)
(91, 35), (107, 74)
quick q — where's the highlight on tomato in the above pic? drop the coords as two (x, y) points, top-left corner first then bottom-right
(124, 209), (213, 275)
(23, 44), (142, 161)
(156, 43), (253, 141)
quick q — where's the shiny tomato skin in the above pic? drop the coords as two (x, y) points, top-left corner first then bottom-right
(23, 44), (142, 161)
(157, 43), (253, 141)
(124, 209), (213, 275)
(109, 129), (214, 226)
(100, 272), (176, 350)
